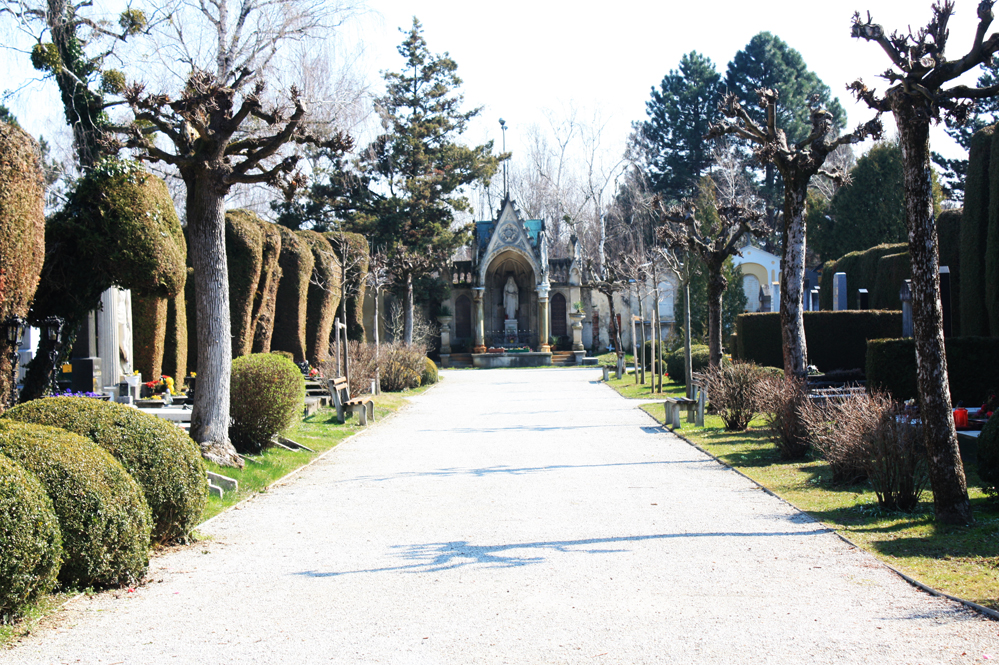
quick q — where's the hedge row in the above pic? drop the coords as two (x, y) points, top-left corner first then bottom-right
(226, 210), (265, 358)
(271, 226), (314, 363)
(131, 292), (167, 381)
(326, 231), (370, 342)
(736, 310), (902, 373)
(162, 284), (187, 382)
(300, 230), (341, 364)
(251, 221), (283, 354)
(962, 125), (993, 337)
(866, 336), (999, 405)
(819, 243), (907, 311)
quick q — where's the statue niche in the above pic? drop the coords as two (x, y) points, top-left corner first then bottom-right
(503, 275), (519, 321)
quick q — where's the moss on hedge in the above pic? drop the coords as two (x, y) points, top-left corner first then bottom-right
(271, 226), (313, 363)
(325, 231), (370, 342)
(3, 397), (207, 543)
(226, 210), (265, 358)
(819, 243), (907, 311)
(251, 220), (283, 354)
(131, 292), (167, 382)
(0, 122), (45, 411)
(0, 419), (150, 588)
(866, 336), (999, 404)
(229, 353), (305, 454)
(299, 230), (341, 364)
(962, 125), (993, 337)
(184, 266), (197, 374)
(737, 310), (902, 373)
(0, 452), (62, 619)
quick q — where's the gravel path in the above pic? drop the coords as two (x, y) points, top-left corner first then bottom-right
(4, 368), (997, 664)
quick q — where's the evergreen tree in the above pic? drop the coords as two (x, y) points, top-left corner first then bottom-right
(351, 18), (503, 343)
(637, 51), (722, 204)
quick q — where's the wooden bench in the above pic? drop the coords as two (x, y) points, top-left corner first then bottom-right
(328, 377), (374, 425)
(664, 397), (698, 431)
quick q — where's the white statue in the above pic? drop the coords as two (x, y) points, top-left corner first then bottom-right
(539, 226), (549, 280)
(503, 275), (519, 320)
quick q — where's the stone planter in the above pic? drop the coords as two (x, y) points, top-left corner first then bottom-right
(437, 315), (453, 366)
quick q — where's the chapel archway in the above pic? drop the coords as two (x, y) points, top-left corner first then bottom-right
(483, 249), (536, 345)
(551, 292), (567, 337)
(455, 294), (472, 340)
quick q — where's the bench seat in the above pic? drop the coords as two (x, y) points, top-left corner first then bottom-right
(328, 377), (375, 425)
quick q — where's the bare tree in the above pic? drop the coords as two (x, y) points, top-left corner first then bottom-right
(849, 0), (999, 525)
(706, 90), (882, 378)
(655, 185), (767, 369)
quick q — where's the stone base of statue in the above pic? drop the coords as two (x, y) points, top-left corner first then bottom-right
(504, 318), (517, 335)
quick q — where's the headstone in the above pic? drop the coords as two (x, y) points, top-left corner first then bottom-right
(771, 282), (781, 313)
(833, 272), (848, 311)
(70, 313), (101, 394)
(857, 289), (869, 310)
(900, 279), (913, 338)
(940, 266), (952, 338)
(810, 289), (820, 312)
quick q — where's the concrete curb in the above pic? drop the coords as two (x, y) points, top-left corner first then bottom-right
(630, 399), (999, 623)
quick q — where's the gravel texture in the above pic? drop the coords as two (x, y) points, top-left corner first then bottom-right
(4, 367), (998, 664)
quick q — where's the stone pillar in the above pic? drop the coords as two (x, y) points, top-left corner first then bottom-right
(472, 287), (486, 353)
(857, 289), (870, 310)
(833, 272), (848, 311)
(900, 279), (913, 338)
(569, 311), (585, 364)
(771, 282), (781, 313)
(939, 266), (952, 338)
(437, 315), (452, 368)
(98, 288), (123, 387)
(537, 283), (551, 352)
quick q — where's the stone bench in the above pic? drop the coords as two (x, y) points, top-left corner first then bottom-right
(328, 377), (374, 425)
(664, 397), (699, 431)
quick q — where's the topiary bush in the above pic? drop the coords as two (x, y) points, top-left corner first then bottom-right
(819, 243), (907, 311)
(226, 210), (265, 358)
(251, 220), (283, 353)
(162, 285), (188, 382)
(3, 397), (207, 544)
(0, 420), (150, 588)
(229, 354), (305, 454)
(0, 453), (62, 620)
(299, 230), (341, 364)
(866, 336), (999, 404)
(962, 125), (993, 337)
(665, 345), (710, 384)
(326, 231), (370, 342)
(131, 292), (168, 382)
(978, 411), (999, 498)
(271, 226), (313, 363)
(0, 121), (45, 412)
(422, 357), (439, 386)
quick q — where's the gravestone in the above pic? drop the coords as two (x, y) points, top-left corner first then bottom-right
(900, 280), (913, 338)
(857, 289), (869, 310)
(940, 266), (952, 338)
(810, 289), (820, 312)
(771, 282), (781, 313)
(833, 272), (848, 311)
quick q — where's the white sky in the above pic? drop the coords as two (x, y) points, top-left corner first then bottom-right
(2, 0), (991, 175)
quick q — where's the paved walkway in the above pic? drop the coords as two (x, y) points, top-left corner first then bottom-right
(4, 368), (997, 664)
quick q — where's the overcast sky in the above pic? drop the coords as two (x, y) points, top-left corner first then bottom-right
(2, 0), (990, 174)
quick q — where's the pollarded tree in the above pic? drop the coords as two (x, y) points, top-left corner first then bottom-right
(706, 90), (882, 378)
(655, 182), (767, 369)
(637, 51), (722, 204)
(352, 18), (504, 343)
(849, 0), (999, 525)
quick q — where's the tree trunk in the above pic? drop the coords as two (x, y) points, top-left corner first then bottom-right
(779, 180), (809, 378)
(894, 101), (971, 525)
(373, 286), (381, 395)
(706, 260), (726, 369)
(684, 280), (692, 397)
(185, 173), (242, 469)
(404, 272), (414, 345)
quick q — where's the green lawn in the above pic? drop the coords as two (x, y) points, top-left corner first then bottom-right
(637, 405), (999, 612)
(603, 371), (688, 400)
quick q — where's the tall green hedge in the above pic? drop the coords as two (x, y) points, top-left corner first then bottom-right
(251, 221), (283, 353)
(326, 231), (370, 342)
(962, 125), (994, 337)
(184, 266), (197, 374)
(162, 283), (188, 382)
(226, 210), (265, 358)
(937, 208), (963, 338)
(298, 230), (341, 364)
(271, 226), (313, 363)
(866, 337), (999, 404)
(0, 420), (151, 588)
(819, 243), (907, 311)
(0, 122), (45, 412)
(131, 292), (167, 382)
(736, 310), (902, 372)
(870, 251), (911, 311)
(4, 397), (207, 543)
(0, 452), (62, 619)
(988, 127), (999, 334)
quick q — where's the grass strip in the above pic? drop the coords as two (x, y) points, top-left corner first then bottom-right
(637, 404), (999, 612)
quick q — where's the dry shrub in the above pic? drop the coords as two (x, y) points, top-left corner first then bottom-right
(756, 374), (810, 459)
(801, 391), (927, 509)
(702, 362), (766, 431)
(380, 342), (428, 392)
(319, 342), (377, 397)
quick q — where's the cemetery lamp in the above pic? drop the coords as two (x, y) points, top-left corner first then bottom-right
(2, 315), (26, 408)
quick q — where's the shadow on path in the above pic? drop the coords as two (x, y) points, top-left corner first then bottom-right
(342, 459), (716, 483)
(295, 529), (832, 577)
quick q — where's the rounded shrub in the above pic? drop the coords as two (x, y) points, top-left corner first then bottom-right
(0, 420), (150, 588)
(978, 411), (999, 498)
(0, 453), (62, 620)
(3, 397), (208, 544)
(230, 353), (305, 454)
(665, 345), (711, 384)
(421, 358), (439, 386)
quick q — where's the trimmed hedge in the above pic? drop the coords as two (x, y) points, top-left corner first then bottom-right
(962, 125), (993, 337)
(271, 226), (313, 363)
(251, 220), (283, 353)
(978, 412), (999, 496)
(0, 420), (150, 588)
(162, 284), (188, 382)
(866, 336), (999, 404)
(326, 232), (370, 342)
(937, 208), (963, 337)
(3, 397), (207, 543)
(422, 357), (439, 386)
(131, 292), (167, 382)
(665, 345), (710, 383)
(819, 243), (907, 311)
(737, 310), (902, 372)
(229, 354), (305, 454)
(298, 230), (341, 364)
(226, 210), (265, 358)
(870, 251), (911, 312)
(989, 125), (999, 334)
(184, 266), (197, 374)
(0, 453), (62, 619)
(0, 122), (45, 412)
